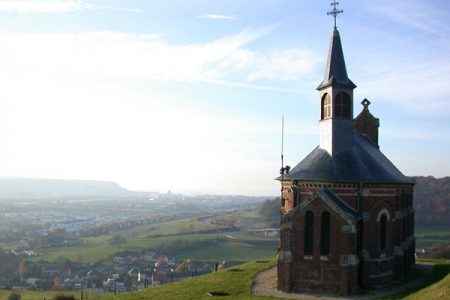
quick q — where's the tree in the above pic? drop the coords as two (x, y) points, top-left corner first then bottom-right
(8, 293), (21, 300)
(175, 260), (189, 273)
(18, 260), (26, 282)
(259, 198), (280, 219)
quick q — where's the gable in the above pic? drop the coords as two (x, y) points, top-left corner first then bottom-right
(281, 188), (360, 228)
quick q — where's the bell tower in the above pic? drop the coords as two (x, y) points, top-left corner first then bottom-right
(317, 3), (356, 155)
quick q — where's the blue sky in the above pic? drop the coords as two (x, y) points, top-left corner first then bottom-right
(0, 0), (448, 195)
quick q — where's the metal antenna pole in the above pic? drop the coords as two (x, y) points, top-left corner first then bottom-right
(281, 116), (285, 197)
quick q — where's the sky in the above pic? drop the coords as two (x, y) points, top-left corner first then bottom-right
(0, 0), (448, 196)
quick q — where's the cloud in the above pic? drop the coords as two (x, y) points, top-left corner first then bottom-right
(372, 1), (450, 38)
(222, 48), (322, 81)
(350, 39), (450, 116)
(0, 29), (320, 86)
(0, 0), (142, 14)
(197, 14), (237, 21)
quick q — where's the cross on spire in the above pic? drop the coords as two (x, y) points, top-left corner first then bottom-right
(327, 1), (343, 29)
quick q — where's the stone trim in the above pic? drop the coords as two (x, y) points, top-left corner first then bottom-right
(376, 208), (390, 222)
(361, 250), (370, 260)
(394, 246), (404, 256)
(293, 181), (411, 190)
(341, 224), (357, 233)
(369, 271), (393, 278)
(363, 256), (394, 262)
(362, 212), (370, 221)
(278, 251), (292, 263)
(340, 255), (359, 266)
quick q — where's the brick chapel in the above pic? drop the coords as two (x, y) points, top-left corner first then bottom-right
(277, 11), (416, 296)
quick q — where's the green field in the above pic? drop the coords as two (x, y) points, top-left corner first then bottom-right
(414, 225), (450, 248)
(30, 219), (277, 263)
(174, 240), (277, 262)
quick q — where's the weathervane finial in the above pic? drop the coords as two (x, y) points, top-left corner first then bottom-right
(327, 1), (343, 29)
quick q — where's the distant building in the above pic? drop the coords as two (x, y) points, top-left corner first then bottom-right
(277, 11), (415, 296)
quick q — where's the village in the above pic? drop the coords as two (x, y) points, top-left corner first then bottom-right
(0, 191), (273, 293)
(3, 249), (233, 294)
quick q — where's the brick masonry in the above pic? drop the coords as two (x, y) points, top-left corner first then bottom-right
(277, 182), (415, 295)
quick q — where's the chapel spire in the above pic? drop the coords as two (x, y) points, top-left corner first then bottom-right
(318, 1), (356, 90)
(317, 28), (356, 90)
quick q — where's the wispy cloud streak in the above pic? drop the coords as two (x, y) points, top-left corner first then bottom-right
(372, 1), (450, 38)
(0, 0), (142, 14)
(197, 14), (237, 21)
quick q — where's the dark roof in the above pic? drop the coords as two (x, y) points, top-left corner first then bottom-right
(281, 131), (414, 184)
(317, 28), (356, 90)
(320, 188), (361, 220)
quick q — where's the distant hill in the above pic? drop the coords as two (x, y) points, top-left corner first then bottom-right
(0, 177), (133, 200)
(413, 176), (450, 225)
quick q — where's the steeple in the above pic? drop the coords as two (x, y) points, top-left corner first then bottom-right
(318, 3), (356, 156)
(317, 28), (356, 90)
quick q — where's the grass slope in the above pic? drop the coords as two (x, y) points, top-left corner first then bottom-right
(382, 259), (450, 300)
(405, 272), (449, 300)
(116, 259), (277, 300)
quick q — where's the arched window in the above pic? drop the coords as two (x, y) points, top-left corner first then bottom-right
(321, 93), (331, 120)
(304, 211), (314, 255)
(380, 214), (387, 251)
(320, 211), (330, 255)
(335, 92), (351, 118)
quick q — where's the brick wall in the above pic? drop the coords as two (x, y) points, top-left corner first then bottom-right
(278, 181), (415, 295)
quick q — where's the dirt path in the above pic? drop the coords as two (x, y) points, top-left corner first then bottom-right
(252, 263), (434, 300)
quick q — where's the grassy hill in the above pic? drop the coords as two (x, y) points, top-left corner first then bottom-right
(115, 259), (276, 300)
(382, 259), (450, 300)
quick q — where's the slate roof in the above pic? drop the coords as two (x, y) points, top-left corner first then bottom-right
(319, 188), (361, 220)
(281, 131), (414, 184)
(317, 28), (356, 90)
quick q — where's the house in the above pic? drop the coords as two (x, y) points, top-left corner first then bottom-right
(141, 251), (156, 262)
(86, 269), (103, 289)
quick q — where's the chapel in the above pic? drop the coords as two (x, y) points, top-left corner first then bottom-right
(277, 6), (415, 296)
